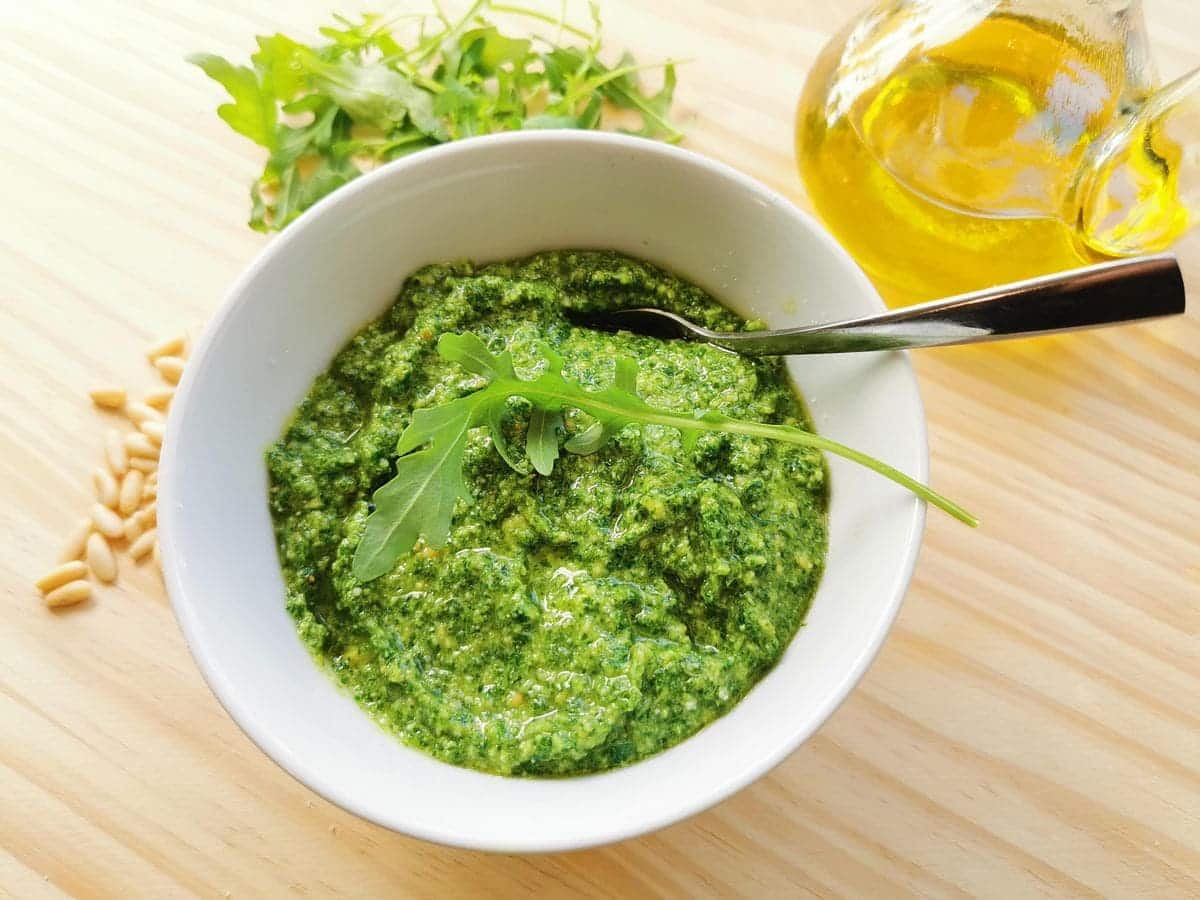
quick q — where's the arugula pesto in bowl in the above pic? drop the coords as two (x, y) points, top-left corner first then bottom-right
(164, 131), (943, 850)
(267, 250), (828, 776)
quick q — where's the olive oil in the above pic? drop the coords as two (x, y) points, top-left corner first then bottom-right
(797, 14), (1127, 304)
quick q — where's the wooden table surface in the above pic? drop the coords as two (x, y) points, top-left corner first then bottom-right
(2, 1), (1198, 896)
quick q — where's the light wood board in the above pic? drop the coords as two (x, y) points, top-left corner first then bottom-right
(1, 1), (1198, 896)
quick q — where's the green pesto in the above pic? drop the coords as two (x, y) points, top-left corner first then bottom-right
(267, 250), (828, 776)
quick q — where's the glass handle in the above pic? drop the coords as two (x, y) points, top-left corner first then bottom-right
(1074, 68), (1200, 256)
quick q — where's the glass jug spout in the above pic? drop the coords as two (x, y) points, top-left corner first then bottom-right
(1072, 68), (1200, 256)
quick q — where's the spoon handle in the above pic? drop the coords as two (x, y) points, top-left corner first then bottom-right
(713, 254), (1186, 355)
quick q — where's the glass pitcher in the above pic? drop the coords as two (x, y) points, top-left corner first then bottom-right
(796, 0), (1200, 303)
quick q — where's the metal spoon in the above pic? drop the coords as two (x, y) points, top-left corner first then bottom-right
(566, 254), (1186, 355)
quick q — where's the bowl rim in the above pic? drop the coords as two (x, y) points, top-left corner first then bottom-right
(160, 129), (927, 852)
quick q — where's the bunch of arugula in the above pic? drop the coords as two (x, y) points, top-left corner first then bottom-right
(353, 332), (977, 581)
(189, 2), (681, 231)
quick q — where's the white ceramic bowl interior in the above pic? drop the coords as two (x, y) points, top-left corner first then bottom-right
(161, 132), (926, 853)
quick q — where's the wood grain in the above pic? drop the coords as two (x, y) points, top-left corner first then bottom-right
(1, 1), (1197, 896)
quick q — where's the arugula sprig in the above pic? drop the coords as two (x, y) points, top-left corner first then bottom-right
(189, 4), (682, 231)
(352, 333), (977, 581)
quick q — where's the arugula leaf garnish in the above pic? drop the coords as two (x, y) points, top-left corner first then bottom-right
(188, 53), (279, 148)
(189, 3), (682, 232)
(352, 332), (977, 581)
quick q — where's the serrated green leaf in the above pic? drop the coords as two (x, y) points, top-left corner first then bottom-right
(563, 420), (610, 454)
(540, 46), (586, 95)
(459, 27), (531, 74)
(274, 102), (341, 165)
(251, 34), (309, 102)
(599, 56), (681, 142)
(397, 398), (480, 455)
(300, 53), (447, 140)
(527, 406), (563, 475)
(485, 403), (526, 472)
(437, 332), (515, 380)
(352, 404), (474, 580)
(188, 53), (276, 148)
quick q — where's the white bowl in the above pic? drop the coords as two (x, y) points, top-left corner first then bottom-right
(160, 131), (926, 853)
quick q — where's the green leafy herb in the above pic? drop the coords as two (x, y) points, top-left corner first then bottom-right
(189, 4), (682, 231)
(352, 332), (977, 581)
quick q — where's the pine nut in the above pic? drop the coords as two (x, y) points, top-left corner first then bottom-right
(58, 518), (93, 563)
(129, 456), (158, 473)
(147, 335), (186, 362)
(139, 502), (157, 527)
(123, 432), (159, 459)
(45, 580), (92, 609)
(152, 540), (161, 568)
(142, 479), (158, 501)
(89, 387), (126, 409)
(140, 420), (166, 445)
(123, 515), (144, 543)
(124, 402), (163, 426)
(35, 560), (88, 594)
(91, 503), (124, 539)
(118, 470), (144, 515)
(105, 429), (128, 476)
(129, 528), (157, 561)
(155, 356), (185, 384)
(86, 533), (117, 583)
(143, 388), (174, 410)
(92, 466), (119, 508)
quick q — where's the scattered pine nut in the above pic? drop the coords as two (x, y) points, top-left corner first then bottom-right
(123, 432), (159, 459)
(123, 514), (144, 543)
(118, 470), (145, 515)
(133, 510), (149, 531)
(58, 518), (93, 563)
(45, 580), (92, 609)
(129, 528), (157, 561)
(35, 560), (88, 594)
(124, 401), (163, 426)
(86, 533), (117, 583)
(89, 387), (127, 409)
(91, 503), (124, 539)
(51, 329), (186, 607)
(146, 335), (186, 362)
(140, 420), (166, 445)
(143, 388), (174, 410)
(155, 355), (185, 384)
(92, 466), (119, 508)
(105, 429), (129, 476)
